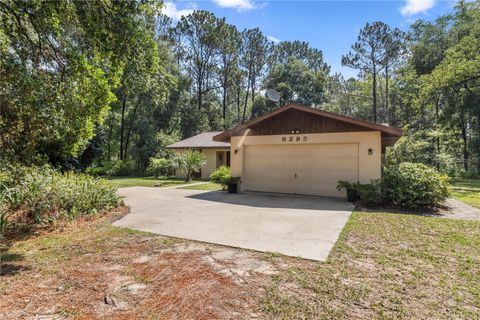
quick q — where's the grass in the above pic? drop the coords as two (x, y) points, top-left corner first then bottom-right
(107, 176), (202, 188)
(450, 178), (480, 208)
(260, 211), (480, 319)
(2, 208), (479, 319)
(178, 182), (223, 191)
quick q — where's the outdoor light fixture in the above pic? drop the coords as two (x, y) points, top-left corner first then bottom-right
(234, 149), (238, 155)
(368, 148), (373, 155)
(291, 128), (300, 134)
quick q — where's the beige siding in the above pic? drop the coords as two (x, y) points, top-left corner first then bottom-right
(230, 131), (381, 197)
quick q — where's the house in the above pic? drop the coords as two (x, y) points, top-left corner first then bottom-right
(170, 103), (402, 197)
(167, 131), (231, 179)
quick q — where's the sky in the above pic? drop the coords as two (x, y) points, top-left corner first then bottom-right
(164, 0), (455, 78)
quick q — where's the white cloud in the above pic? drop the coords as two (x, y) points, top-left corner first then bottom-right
(400, 0), (437, 16)
(267, 35), (280, 44)
(213, 0), (256, 11)
(163, 2), (195, 20)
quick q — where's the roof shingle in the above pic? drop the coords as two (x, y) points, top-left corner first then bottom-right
(167, 132), (230, 149)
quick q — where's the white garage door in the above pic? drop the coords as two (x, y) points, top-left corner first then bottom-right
(243, 144), (359, 197)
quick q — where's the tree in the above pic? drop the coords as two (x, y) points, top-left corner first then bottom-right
(381, 27), (406, 125)
(240, 28), (269, 123)
(0, 0), (163, 165)
(264, 57), (327, 106)
(175, 149), (206, 182)
(216, 23), (241, 123)
(268, 40), (330, 73)
(173, 10), (224, 110)
(342, 21), (390, 122)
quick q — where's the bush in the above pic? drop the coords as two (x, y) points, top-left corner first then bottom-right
(146, 158), (175, 178)
(174, 150), (206, 182)
(383, 162), (450, 209)
(210, 165), (231, 190)
(357, 180), (382, 206)
(106, 160), (143, 177)
(0, 164), (120, 225)
(210, 166), (240, 190)
(337, 180), (382, 205)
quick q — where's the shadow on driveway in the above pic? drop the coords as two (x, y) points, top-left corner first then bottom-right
(186, 190), (353, 212)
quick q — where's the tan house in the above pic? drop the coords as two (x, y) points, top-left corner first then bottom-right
(170, 103), (402, 197)
(213, 103), (402, 197)
(167, 132), (231, 179)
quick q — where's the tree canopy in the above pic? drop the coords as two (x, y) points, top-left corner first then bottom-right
(1, 0), (480, 176)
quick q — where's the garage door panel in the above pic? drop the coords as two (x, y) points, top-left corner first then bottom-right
(244, 143), (358, 197)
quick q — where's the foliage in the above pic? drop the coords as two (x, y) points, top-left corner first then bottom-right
(147, 158), (175, 178)
(0, 184), (17, 236)
(0, 165), (119, 225)
(356, 180), (382, 206)
(0, 0), (163, 165)
(264, 57), (327, 106)
(383, 162), (450, 209)
(337, 180), (381, 206)
(210, 165), (234, 190)
(174, 150), (206, 182)
(106, 160), (143, 177)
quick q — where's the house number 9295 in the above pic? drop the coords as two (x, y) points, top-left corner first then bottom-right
(282, 136), (308, 142)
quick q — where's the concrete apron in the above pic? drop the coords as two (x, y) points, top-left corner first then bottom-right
(114, 187), (354, 261)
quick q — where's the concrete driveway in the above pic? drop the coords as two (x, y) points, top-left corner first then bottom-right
(114, 187), (354, 261)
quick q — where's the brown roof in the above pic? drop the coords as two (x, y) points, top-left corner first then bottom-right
(213, 103), (403, 143)
(167, 132), (230, 149)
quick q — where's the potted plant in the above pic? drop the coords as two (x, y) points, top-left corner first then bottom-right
(226, 176), (241, 194)
(336, 180), (359, 202)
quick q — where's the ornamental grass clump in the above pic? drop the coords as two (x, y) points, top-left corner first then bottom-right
(0, 164), (119, 229)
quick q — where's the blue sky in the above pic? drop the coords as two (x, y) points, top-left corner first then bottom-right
(164, 0), (455, 78)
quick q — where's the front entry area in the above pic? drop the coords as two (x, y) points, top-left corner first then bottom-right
(243, 143), (359, 197)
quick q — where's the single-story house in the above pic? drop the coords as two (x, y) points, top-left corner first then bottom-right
(167, 131), (231, 179)
(170, 103), (402, 197)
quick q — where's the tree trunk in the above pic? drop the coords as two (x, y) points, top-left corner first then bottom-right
(385, 65), (390, 125)
(123, 98), (142, 160)
(461, 121), (468, 171)
(119, 95), (127, 160)
(107, 115), (113, 162)
(372, 66), (377, 123)
(222, 80), (227, 121)
(435, 99), (440, 171)
(242, 86), (250, 124)
(236, 85), (241, 124)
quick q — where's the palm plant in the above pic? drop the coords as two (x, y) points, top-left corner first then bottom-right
(175, 150), (206, 182)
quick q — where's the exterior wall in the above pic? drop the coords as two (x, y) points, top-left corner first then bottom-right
(230, 131), (382, 192)
(173, 148), (228, 180)
(201, 149), (218, 179)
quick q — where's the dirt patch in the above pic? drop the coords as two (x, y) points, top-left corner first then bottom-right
(0, 208), (277, 319)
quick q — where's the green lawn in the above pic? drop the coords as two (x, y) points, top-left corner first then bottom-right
(178, 182), (223, 191)
(450, 178), (480, 208)
(261, 211), (480, 319)
(107, 176), (202, 188)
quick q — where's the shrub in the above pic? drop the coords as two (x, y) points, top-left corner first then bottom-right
(357, 180), (382, 206)
(210, 166), (240, 190)
(0, 164), (120, 225)
(383, 162), (450, 209)
(174, 150), (206, 182)
(210, 165), (231, 190)
(146, 158), (175, 178)
(337, 180), (382, 205)
(106, 160), (143, 177)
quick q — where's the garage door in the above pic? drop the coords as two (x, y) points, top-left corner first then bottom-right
(243, 144), (359, 197)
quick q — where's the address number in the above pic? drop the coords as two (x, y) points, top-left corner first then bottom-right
(282, 136), (308, 142)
